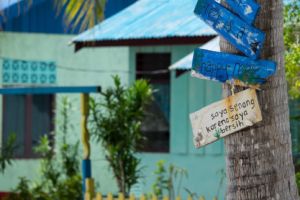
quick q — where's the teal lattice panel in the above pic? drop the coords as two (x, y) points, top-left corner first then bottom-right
(2, 59), (56, 85)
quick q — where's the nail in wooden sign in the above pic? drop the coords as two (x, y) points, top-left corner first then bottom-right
(224, 0), (260, 24)
(190, 89), (262, 148)
(191, 49), (276, 85)
(194, 0), (265, 59)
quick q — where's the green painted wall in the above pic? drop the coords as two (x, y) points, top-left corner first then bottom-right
(0, 32), (225, 199)
(0, 32), (130, 193)
(130, 46), (225, 199)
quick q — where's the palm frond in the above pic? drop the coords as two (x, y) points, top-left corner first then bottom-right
(54, 0), (106, 32)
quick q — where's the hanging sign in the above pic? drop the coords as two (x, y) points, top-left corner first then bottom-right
(191, 49), (276, 85)
(190, 89), (262, 148)
(194, 0), (265, 59)
(224, 0), (260, 24)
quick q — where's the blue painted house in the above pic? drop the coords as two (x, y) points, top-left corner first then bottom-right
(72, 0), (228, 198)
(1, 0), (298, 199)
(0, 0), (239, 199)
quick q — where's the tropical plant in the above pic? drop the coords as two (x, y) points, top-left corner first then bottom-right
(89, 75), (153, 195)
(53, 0), (106, 31)
(6, 97), (81, 200)
(220, 0), (299, 199)
(1, 0), (106, 32)
(284, 0), (300, 49)
(284, 0), (300, 99)
(0, 134), (17, 174)
(57, 97), (80, 177)
(152, 160), (188, 200)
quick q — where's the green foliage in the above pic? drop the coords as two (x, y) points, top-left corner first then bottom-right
(89, 75), (153, 194)
(284, 0), (300, 99)
(296, 172), (300, 193)
(0, 134), (17, 174)
(152, 160), (188, 200)
(286, 44), (300, 99)
(284, 0), (300, 49)
(57, 97), (80, 177)
(6, 97), (81, 200)
(53, 0), (106, 32)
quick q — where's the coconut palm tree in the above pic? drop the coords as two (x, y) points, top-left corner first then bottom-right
(53, 0), (106, 31)
(220, 0), (299, 199)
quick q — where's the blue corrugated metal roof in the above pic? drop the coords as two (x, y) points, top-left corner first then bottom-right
(73, 0), (216, 43)
(169, 37), (220, 70)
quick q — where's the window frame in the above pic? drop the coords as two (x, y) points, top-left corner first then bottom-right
(2, 94), (55, 159)
(135, 52), (171, 153)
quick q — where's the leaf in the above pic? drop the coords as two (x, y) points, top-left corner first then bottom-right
(54, 0), (106, 32)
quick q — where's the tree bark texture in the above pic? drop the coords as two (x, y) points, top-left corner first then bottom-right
(220, 0), (299, 199)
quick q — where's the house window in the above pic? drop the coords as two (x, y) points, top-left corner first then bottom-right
(136, 53), (171, 152)
(2, 94), (55, 158)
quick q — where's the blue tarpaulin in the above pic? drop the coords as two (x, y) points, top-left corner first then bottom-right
(72, 0), (216, 43)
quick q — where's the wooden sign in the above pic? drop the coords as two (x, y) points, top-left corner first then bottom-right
(194, 0), (265, 59)
(224, 0), (260, 24)
(191, 49), (276, 85)
(190, 89), (262, 148)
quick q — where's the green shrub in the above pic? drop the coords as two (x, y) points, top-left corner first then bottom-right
(89, 75), (153, 195)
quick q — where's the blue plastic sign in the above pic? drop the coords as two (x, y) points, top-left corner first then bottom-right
(224, 0), (260, 24)
(192, 49), (276, 85)
(194, 0), (265, 59)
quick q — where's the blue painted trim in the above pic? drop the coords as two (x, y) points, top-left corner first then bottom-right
(192, 49), (276, 84)
(0, 86), (101, 94)
(82, 159), (92, 197)
(224, 0), (260, 24)
(194, 0), (265, 59)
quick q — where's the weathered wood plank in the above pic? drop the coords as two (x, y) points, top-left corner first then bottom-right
(191, 49), (276, 85)
(194, 0), (265, 59)
(224, 0), (260, 24)
(190, 89), (262, 148)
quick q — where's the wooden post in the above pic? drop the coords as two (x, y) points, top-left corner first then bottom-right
(81, 93), (90, 159)
(151, 195), (158, 200)
(85, 193), (91, 200)
(118, 193), (125, 200)
(107, 193), (113, 200)
(81, 93), (95, 199)
(199, 196), (205, 200)
(140, 194), (146, 200)
(129, 194), (135, 200)
(96, 193), (103, 200)
(85, 178), (95, 199)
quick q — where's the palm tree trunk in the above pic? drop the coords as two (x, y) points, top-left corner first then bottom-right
(220, 0), (299, 199)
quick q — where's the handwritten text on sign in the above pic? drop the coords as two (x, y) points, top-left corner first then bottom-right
(190, 89), (262, 148)
(191, 49), (276, 85)
(224, 0), (260, 24)
(194, 0), (265, 59)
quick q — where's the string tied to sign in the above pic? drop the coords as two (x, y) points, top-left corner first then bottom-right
(230, 80), (235, 96)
